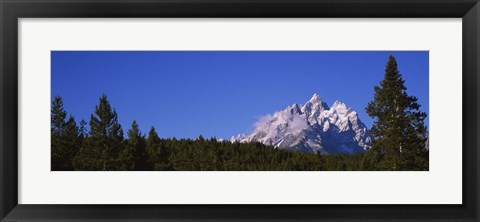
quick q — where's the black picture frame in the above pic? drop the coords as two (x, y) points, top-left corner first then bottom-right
(1, 0), (479, 221)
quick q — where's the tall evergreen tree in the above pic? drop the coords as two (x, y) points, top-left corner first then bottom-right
(51, 96), (81, 170)
(51, 96), (66, 131)
(145, 127), (172, 170)
(73, 94), (124, 170)
(366, 55), (428, 170)
(145, 127), (160, 167)
(120, 120), (147, 170)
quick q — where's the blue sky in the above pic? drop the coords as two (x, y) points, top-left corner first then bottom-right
(51, 51), (429, 139)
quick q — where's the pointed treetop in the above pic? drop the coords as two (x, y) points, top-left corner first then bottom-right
(149, 126), (156, 133)
(127, 120), (142, 139)
(380, 55), (406, 92)
(51, 96), (67, 130)
(147, 126), (159, 139)
(146, 126), (160, 143)
(385, 55), (399, 76)
(389, 54), (396, 61)
(131, 120), (139, 128)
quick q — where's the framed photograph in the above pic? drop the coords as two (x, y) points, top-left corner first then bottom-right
(1, 0), (479, 221)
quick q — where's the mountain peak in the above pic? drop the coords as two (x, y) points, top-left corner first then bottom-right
(232, 95), (371, 154)
(309, 93), (322, 103)
(331, 101), (351, 114)
(302, 93), (329, 114)
(332, 100), (346, 108)
(287, 103), (301, 114)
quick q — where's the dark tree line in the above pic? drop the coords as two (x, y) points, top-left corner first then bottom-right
(51, 95), (367, 171)
(51, 55), (428, 171)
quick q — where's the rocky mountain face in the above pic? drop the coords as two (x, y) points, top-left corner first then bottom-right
(231, 94), (371, 154)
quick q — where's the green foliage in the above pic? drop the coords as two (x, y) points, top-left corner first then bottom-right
(145, 127), (173, 170)
(120, 120), (147, 170)
(73, 94), (125, 171)
(100, 135), (367, 171)
(51, 96), (82, 170)
(365, 55), (429, 170)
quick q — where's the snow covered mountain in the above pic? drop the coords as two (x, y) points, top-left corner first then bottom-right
(231, 93), (371, 154)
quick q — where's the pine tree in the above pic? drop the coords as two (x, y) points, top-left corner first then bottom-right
(366, 55), (428, 170)
(73, 94), (124, 170)
(51, 96), (81, 170)
(146, 127), (161, 169)
(120, 120), (147, 170)
(51, 97), (66, 132)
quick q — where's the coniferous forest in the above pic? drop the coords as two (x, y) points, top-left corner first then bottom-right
(51, 55), (429, 171)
